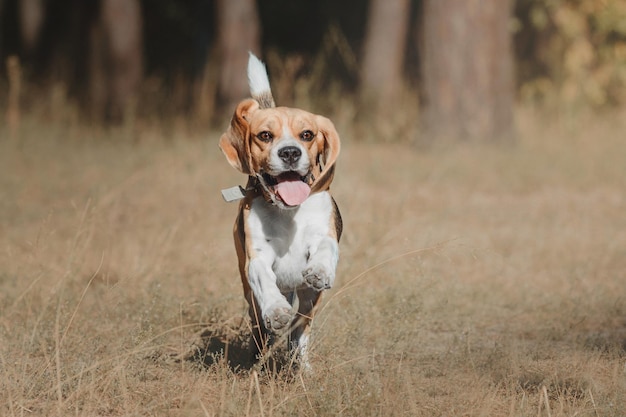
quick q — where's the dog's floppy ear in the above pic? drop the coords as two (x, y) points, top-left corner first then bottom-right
(219, 99), (259, 174)
(311, 116), (341, 193)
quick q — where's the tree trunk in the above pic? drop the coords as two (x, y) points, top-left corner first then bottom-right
(361, 0), (411, 107)
(88, 17), (107, 123)
(18, 0), (45, 54)
(0, 0), (4, 61)
(421, 0), (515, 142)
(216, 0), (261, 108)
(99, 0), (143, 123)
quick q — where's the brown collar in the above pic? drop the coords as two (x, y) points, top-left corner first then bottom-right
(245, 176), (270, 203)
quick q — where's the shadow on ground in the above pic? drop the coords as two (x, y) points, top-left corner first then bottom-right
(183, 321), (256, 372)
(181, 320), (296, 375)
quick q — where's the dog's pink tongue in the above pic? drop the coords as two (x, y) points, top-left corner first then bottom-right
(275, 178), (311, 206)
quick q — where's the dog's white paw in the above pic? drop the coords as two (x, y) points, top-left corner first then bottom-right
(264, 301), (293, 333)
(303, 263), (334, 291)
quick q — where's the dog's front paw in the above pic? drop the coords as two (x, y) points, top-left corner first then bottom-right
(264, 301), (293, 333)
(303, 263), (334, 291)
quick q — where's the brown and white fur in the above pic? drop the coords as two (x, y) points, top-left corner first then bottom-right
(219, 53), (342, 370)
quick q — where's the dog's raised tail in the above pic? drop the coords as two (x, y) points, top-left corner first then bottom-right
(247, 52), (276, 109)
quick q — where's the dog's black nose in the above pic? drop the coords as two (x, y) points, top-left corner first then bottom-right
(278, 146), (302, 164)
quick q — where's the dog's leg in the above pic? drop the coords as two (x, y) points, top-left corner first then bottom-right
(303, 237), (339, 291)
(248, 257), (293, 333)
(245, 291), (269, 360)
(290, 288), (322, 371)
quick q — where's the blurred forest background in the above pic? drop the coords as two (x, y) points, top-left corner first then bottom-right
(1, 0), (626, 142)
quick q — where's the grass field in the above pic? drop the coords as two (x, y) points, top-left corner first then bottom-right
(1, 110), (626, 416)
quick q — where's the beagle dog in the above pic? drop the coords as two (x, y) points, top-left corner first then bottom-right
(219, 53), (342, 369)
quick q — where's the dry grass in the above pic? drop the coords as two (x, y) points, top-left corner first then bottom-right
(1, 108), (626, 416)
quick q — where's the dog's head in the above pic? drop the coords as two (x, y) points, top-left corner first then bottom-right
(219, 99), (340, 209)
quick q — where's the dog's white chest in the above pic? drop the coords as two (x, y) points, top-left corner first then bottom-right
(247, 192), (333, 290)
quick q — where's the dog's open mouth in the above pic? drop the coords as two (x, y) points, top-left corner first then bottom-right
(262, 171), (311, 206)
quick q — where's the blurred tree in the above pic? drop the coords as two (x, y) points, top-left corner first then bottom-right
(18, 0), (44, 55)
(91, 0), (143, 123)
(361, 0), (410, 108)
(215, 0), (260, 108)
(0, 0), (4, 60)
(514, 0), (626, 108)
(421, 0), (515, 142)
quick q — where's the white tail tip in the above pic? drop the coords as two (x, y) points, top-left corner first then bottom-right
(247, 52), (275, 108)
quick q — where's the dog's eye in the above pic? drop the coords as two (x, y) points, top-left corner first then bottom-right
(300, 130), (315, 142)
(256, 131), (273, 142)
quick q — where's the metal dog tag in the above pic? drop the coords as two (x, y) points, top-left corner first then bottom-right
(221, 186), (246, 202)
